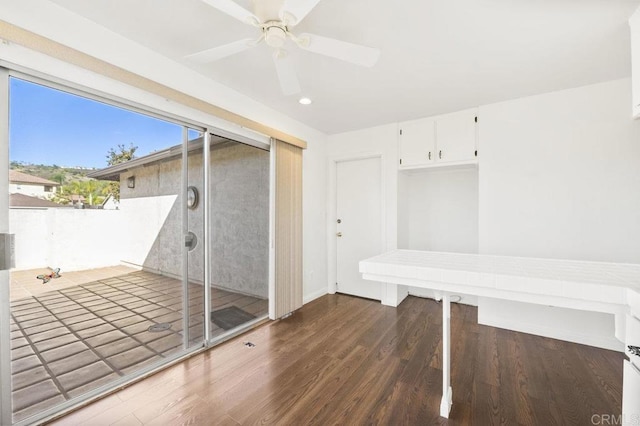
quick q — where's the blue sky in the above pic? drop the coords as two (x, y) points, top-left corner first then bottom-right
(9, 78), (197, 169)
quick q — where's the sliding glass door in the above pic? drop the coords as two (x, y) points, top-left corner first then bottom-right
(0, 67), (274, 425)
(0, 71), (206, 425)
(207, 134), (271, 342)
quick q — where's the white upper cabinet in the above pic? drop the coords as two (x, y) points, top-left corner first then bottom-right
(435, 108), (477, 163)
(399, 118), (436, 167)
(631, 8), (640, 117)
(398, 108), (478, 170)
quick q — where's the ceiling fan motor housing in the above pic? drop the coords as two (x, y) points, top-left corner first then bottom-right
(264, 22), (288, 48)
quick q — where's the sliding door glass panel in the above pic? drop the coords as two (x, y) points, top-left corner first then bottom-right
(208, 136), (270, 341)
(6, 76), (202, 423)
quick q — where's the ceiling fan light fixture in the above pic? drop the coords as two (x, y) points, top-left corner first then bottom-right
(196, 0), (381, 96)
(298, 97), (312, 105)
(265, 24), (287, 48)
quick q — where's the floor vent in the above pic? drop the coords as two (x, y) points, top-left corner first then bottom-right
(148, 323), (172, 333)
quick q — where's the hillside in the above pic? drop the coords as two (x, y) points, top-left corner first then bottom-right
(10, 162), (116, 206)
(9, 161), (98, 185)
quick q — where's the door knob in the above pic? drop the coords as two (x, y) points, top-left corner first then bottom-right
(336, 232), (342, 237)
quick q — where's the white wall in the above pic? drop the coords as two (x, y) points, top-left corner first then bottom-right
(10, 208), (123, 271)
(10, 209), (48, 270)
(0, 0), (328, 304)
(477, 78), (640, 350)
(478, 298), (623, 350)
(479, 78), (640, 263)
(302, 134), (328, 303)
(398, 167), (478, 253)
(397, 166), (479, 305)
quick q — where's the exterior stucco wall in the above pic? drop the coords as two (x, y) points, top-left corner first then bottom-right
(210, 143), (269, 299)
(119, 142), (269, 299)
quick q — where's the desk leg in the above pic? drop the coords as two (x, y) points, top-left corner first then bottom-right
(440, 293), (453, 418)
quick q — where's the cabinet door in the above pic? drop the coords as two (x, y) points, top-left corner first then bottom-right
(435, 109), (477, 163)
(623, 360), (640, 423)
(399, 119), (435, 167)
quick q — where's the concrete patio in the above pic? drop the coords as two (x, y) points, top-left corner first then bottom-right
(9, 268), (268, 422)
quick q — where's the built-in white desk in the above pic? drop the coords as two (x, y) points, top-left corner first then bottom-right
(359, 249), (640, 419)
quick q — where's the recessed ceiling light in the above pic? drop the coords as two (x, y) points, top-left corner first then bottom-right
(298, 97), (312, 105)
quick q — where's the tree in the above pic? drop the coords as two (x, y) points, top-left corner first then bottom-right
(106, 143), (137, 166)
(51, 172), (65, 185)
(56, 179), (110, 206)
(105, 143), (137, 201)
(83, 180), (99, 206)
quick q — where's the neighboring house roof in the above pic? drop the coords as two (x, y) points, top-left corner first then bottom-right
(70, 194), (86, 202)
(87, 135), (238, 181)
(9, 170), (60, 186)
(10, 193), (62, 208)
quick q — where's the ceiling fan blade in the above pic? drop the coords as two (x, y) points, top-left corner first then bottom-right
(185, 38), (259, 63)
(280, 0), (323, 26)
(298, 33), (380, 67)
(273, 51), (301, 96)
(201, 0), (259, 25)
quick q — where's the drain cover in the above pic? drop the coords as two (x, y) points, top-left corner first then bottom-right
(148, 323), (172, 333)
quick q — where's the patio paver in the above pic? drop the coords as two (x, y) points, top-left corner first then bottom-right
(9, 267), (268, 423)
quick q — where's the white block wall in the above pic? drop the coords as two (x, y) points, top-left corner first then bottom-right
(10, 208), (123, 271)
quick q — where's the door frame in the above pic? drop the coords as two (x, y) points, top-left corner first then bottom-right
(0, 65), (12, 426)
(327, 153), (386, 296)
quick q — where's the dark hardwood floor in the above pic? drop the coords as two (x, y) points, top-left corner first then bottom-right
(50, 294), (623, 425)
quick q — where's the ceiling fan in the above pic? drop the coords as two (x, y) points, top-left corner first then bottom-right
(186, 0), (381, 96)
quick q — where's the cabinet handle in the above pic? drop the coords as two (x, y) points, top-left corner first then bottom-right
(630, 345), (640, 357)
(439, 150), (442, 159)
(428, 152), (431, 160)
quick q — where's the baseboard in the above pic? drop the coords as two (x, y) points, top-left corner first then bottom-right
(478, 298), (624, 352)
(304, 287), (328, 304)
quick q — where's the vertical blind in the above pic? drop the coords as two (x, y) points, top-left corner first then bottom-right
(274, 140), (303, 318)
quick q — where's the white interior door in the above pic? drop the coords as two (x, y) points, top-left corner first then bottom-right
(336, 157), (382, 300)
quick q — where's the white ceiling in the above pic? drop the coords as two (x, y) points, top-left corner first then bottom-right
(49, 0), (640, 134)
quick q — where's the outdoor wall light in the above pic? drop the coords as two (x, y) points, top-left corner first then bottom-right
(127, 176), (135, 189)
(187, 186), (199, 210)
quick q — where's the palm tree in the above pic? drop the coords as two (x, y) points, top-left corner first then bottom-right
(83, 180), (99, 205)
(51, 172), (65, 186)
